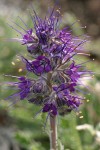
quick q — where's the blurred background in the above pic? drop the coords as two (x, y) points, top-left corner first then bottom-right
(0, 0), (100, 150)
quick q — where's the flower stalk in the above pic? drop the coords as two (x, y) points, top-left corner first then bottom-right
(50, 115), (58, 150)
(5, 4), (92, 150)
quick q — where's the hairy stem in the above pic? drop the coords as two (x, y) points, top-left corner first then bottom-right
(50, 115), (58, 150)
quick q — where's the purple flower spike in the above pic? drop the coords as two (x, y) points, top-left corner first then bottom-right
(5, 5), (92, 117)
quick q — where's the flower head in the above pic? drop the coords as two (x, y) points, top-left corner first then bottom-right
(5, 5), (91, 117)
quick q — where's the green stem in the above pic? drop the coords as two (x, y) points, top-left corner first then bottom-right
(50, 115), (58, 150)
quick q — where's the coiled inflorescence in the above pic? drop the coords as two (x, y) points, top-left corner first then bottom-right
(6, 6), (91, 116)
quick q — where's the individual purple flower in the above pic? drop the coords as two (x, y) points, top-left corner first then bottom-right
(43, 103), (57, 116)
(22, 56), (52, 75)
(58, 28), (72, 43)
(22, 29), (34, 44)
(5, 76), (33, 103)
(16, 28), (38, 46)
(64, 62), (81, 82)
(32, 56), (52, 74)
(52, 82), (83, 112)
(66, 96), (82, 109)
(18, 76), (32, 99)
(33, 10), (59, 46)
(53, 82), (77, 93)
(22, 29), (40, 55)
(56, 94), (82, 112)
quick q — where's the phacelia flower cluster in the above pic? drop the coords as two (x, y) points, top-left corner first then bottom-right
(6, 7), (91, 116)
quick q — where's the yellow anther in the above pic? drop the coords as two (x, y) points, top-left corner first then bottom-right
(16, 59), (20, 62)
(18, 68), (23, 72)
(11, 62), (15, 66)
(79, 116), (84, 119)
(87, 99), (90, 102)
